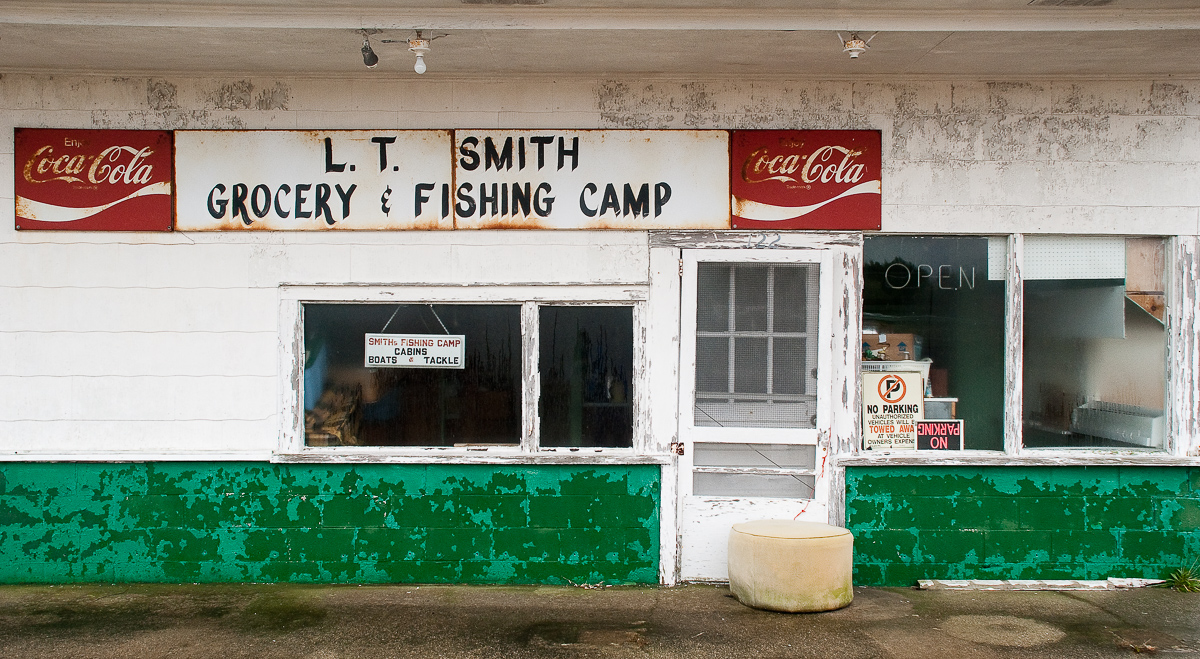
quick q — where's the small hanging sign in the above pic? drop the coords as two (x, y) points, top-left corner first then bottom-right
(364, 334), (465, 369)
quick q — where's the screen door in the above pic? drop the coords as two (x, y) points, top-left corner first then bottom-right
(677, 249), (833, 581)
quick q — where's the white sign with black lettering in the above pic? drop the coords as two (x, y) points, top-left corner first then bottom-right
(452, 130), (729, 230)
(364, 334), (465, 369)
(175, 130), (453, 231)
(862, 371), (924, 450)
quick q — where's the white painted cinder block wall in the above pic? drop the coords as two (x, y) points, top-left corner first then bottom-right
(1, 74), (1198, 455)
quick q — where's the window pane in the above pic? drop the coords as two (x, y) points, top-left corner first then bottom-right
(772, 337), (806, 395)
(733, 265), (769, 331)
(696, 264), (730, 332)
(303, 303), (521, 447)
(773, 266), (809, 332)
(1022, 237), (1167, 449)
(693, 443), (816, 469)
(862, 236), (1006, 450)
(695, 262), (819, 428)
(693, 472), (815, 498)
(539, 306), (634, 448)
(696, 337), (730, 393)
(733, 337), (768, 394)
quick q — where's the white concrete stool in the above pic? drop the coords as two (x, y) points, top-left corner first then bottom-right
(728, 519), (854, 612)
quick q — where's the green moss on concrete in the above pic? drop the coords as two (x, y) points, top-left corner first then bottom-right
(0, 463), (659, 585)
(847, 466), (1200, 586)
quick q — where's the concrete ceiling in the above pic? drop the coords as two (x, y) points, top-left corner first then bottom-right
(3, 1), (1200, 78)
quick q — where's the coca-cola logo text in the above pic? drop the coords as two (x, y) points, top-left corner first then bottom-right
(23, 139), (156, 186)
(742, 144), (868, 188)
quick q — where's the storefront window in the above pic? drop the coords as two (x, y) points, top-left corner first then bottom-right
(862, 236), (1007, 450)
(303, 303), (521, 447)
(539, 306), (634, 448)
(1022, 237), (1167, 449)
(301, 301), (636, 449)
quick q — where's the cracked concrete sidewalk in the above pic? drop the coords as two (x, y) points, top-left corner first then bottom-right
(0, 582), (1195, 657)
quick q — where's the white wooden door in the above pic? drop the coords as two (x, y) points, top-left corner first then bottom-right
(677, 248), (836, 581)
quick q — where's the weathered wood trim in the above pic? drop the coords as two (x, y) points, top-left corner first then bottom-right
(631, 301), (650, 455)
(828, 464), (847, 526)
(648, 243), (686, 583)
(647, 243), (684, 585)
(828, 244), (862, 526)
(658, 461), (681, 586)
(0, 451), (277, 462)
(836, 247), (864, 457)
(273, 451), (673, 465)
(1169, 236), (1200, 456)
(646, 245), (682, 455)
(837, 452), (1200, 467)
(279, 284), (648, 303)
(648, 230), (862, 250)
(279, 280), (653, 288)
(1004, 233), (1024, 455)
(692, 466), (818, 476)
(521, 301), (539, 453)
(279, 294), (304, 453)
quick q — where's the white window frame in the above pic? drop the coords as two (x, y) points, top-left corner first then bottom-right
(846, 233), (1200, 465)
(275, 284), (657, 463)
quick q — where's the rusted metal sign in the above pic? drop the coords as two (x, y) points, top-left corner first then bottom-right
(731, 130), (882, 231)
(174, 131), (453, 230)
(15, 128), (174, 231)
(453, 130), (729, 230)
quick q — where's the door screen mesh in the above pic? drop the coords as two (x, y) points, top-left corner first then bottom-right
(694, 263), (819, 428)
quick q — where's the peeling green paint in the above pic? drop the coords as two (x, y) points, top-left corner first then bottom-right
(0, 463), (660, 585)
(847, 466), (1200, 586)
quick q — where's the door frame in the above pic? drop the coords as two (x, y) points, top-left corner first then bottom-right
(647, 231), (864, 584)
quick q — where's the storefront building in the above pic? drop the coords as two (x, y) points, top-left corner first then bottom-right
(2, 5), (1199, 587)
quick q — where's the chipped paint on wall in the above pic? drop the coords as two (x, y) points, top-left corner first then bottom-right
(847, 466), (1200, 586)
(146, 79), (178, 111)
(0, 463), (659, 584)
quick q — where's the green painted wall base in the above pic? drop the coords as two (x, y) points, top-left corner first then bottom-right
(847, 466), (1200, 586)
(0, 463), (660, 585)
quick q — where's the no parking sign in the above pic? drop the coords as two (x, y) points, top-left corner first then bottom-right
(861, 371), (924, 450)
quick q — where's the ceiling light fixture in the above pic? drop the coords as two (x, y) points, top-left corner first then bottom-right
(837, 31), (877, 59)
(382, 30), (447, 74)
(361, 32), (379, 68)
(409, 33), (431, 74)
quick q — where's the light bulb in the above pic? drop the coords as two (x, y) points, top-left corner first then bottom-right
(361, 40), (379, 68)
(414, 55), (427, 74)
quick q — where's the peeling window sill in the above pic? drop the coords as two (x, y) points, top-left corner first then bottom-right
(272, 449), (673, 465)
(837, 450), (1199, 467)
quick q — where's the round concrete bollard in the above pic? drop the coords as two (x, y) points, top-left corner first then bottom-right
(728, 519), (854, 613)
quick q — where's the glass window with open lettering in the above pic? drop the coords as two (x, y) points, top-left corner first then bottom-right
(302, 303), (522, 447)
(862, 236), (1006, 451)
(1022, 237), (1167, 449)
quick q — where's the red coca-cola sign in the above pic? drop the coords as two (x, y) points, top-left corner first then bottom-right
(731, 130), (881, 230)
(15, 128), (173, 231)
